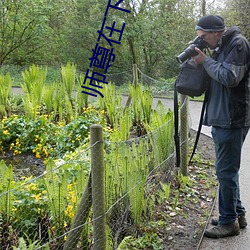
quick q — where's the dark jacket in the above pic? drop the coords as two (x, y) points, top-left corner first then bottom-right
(203, 26), (250, 128)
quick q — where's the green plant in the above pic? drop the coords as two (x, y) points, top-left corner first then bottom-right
(12, 177), (49, 241)
(0, 161), (15, 222)
(105, 136), (153, 235)
(21, 65), (47, 118)
(43, 159), (69, 224)
(145, 100), (174, 163)
(50, 81), (74, 122)
(98, 83), (123, 128)
(157, 182), (171, 204)
(13, 237), (39, 250)
(178, 173), (191, 189)
(109, 109), (132, 142)
(129, 84), (153, 129)
(172, 190), (180, 210)
(0, 73), (12, 117)
(75, 74), (90, 114)
(117, 233), (163, 250)
(60, 63), (76, 103)
(42, 157), (90, 233)
(0, 115), (57, 157)
(0, 108), (103, 158)
(43, 84), (55, 114)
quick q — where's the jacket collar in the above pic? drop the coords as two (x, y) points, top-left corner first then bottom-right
(212, 26), (241, 58)
(221, 26), (241, 46)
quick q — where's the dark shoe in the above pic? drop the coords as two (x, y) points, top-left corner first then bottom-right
(204, 222), (240, 238)
(238, 215), (247, 228)
(211, 214), (247, 229)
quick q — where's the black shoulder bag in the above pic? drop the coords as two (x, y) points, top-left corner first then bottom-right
(175, 58), (208, 97)
(174, 58), (210, 168)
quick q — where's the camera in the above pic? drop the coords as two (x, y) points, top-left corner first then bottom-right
(176, 36), (208, 63)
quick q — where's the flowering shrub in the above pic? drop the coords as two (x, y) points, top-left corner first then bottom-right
(0, 146), (91, 246)
(0, 80), (176, 248)
(0, 106), (105, 158)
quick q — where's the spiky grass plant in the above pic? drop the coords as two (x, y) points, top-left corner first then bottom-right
(98, 83), (123, 128)
(43, 84), (55, 114)
(21, 65), (47, 118)
(145, 100), (174, 164)
(61, 63), (76, 103)
(129, 84), (153, 135)
(0, 161), (14, 222)
(75, 73), (91, 116)
(0, 73), (12, 117)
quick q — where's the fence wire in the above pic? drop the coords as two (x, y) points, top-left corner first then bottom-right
(0, 66), (192, 249)
(0, 118), (186, 249)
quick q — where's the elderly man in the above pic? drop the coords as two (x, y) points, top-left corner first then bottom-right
(192, 15), (250, 238)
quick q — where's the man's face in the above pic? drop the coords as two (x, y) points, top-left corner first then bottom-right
(196, 30), (222, 49)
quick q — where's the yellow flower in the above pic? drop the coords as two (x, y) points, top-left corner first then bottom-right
(14, 149), (20, 155)
(100, 110), (106, 115)
(71, 195), (76, 204)
(65, 205), (74, 218)
(3, 130), (9, 135)
(36, 152), (41, 158)
(32, 193), (42, 201)
(42, 147), (49, 157)
(26, 183), (37, 191)
(12, 207), (17, 212)
(10, 143), (14, 150)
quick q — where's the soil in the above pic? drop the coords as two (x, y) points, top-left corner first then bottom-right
(0, 152), (45, 180)
(158, 130), (217, 250)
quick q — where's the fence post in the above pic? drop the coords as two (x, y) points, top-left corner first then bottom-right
(91, 124), (106, 250)
(63, 175), (92, 250)
(125, 64), (138, 109)
(180, 94), (188, 176)
(133, 64), (138, 86)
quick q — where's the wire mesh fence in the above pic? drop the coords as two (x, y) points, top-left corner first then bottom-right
(0, 118), (186, 249)
(0, 64), (191, 249)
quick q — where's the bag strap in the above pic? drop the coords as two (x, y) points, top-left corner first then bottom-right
(188, 91), (208, 164)
(174, 80), (180, 168)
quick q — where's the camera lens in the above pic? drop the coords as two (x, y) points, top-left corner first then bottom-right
(176, 44), (198, 63)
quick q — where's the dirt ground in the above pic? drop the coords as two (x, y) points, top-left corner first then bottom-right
(159, 130), (217, 250)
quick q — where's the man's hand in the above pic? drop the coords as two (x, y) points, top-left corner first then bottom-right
(192, 47), (207, 64)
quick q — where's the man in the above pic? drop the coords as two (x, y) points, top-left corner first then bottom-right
(192, 15), (250, 238)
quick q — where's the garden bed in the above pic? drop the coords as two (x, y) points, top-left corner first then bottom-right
(108, 130), (217, 250)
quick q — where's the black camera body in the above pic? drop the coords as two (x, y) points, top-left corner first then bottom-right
(176, 36), (208, 63)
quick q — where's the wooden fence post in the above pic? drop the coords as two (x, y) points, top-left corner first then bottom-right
(180, 94), (188, 176)
(91, 124), (106, 250)
(63, 175), (92, 250)
(125, 64), (138, 109)
(133, 64), (138, 86)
